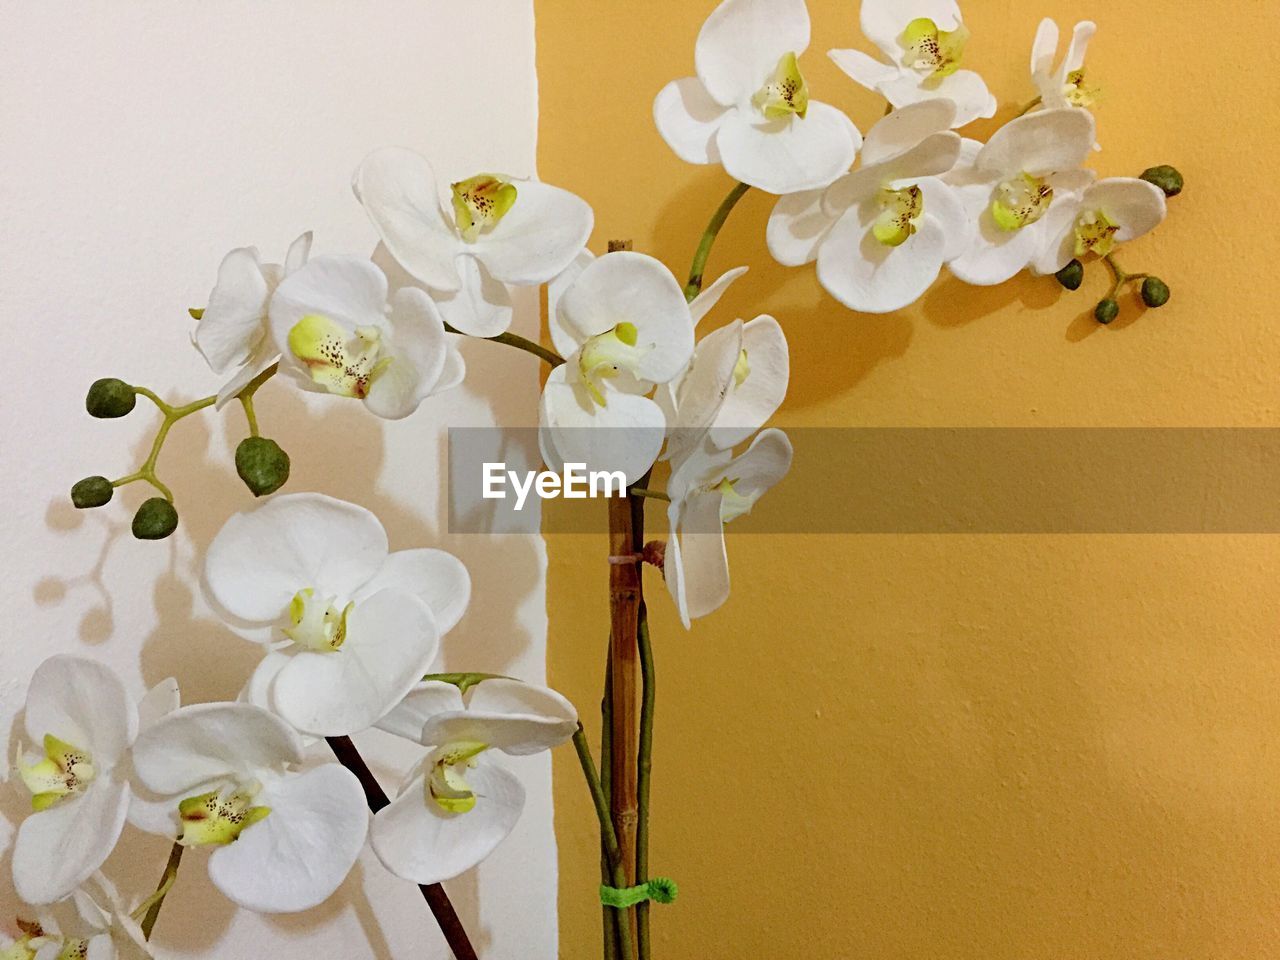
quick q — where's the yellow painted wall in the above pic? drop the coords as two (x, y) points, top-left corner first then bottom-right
(537, 1), (1280, 956)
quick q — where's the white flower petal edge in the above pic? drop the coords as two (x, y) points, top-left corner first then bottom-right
(665, 429), (793, 627)
(132, 703), (367, 914)
(354, 146), (592, 336)
(829, 0), (995, 128)
(370, 679), (577, 885)
(268, 255), (455, 420)
(12, 657), (139, 905)
(656, 0), (860, 194)
(1032, 177), (1167, 276)
(204, 493), (465, 737)
(194, 233), (311, 409)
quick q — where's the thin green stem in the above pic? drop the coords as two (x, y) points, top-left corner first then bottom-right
(136, 841), (184, 940)
(600, 647), (620, 960)
(635, 602), (655, 960)
(443, 322), (565, 367)
(1103, 252), (1149, 298)
(683, 181), (751, 302)
(574, 725), (635, 960)
(239, 394), (259, 437)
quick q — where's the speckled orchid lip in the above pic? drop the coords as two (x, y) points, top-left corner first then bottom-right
(178, 783), (271, 847)
(451, 174), (518, 243)
(992, 173), (1054, 231)
(286, 315), (389, 399)
(873, 185), (925, 247)
(1074, 208), (1120, 256)
(752, 52), (808, 120)
(900, 17), (969, 81)
(17, 734), (95, 812)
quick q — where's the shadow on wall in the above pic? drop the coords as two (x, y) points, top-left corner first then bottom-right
(11, 313), (546, 955)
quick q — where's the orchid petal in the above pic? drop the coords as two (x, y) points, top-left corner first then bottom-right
(860, 100), (957, 165)
(24, 656), (136, 769)
(194, 247), (268, 375)
(654, 78), (728, 165)
(715, 101), (859, 195)
(976, 108), (1095, 177)
(695, 0), (811, 107)
(468, 180), (593, 287)
(708, 315), (789, 450)
(362, 287), (451, 420)
(767, 188), (835, 266)
(357, 548), (471, 636)
(13, 780), (130, 905)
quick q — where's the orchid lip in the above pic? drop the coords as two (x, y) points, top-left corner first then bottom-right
(752, 52), (808, 121)
(283, 588), (353, 653)
(427, 740), (488, 815)
(577, 322), (648, 407)
(873, 185), (925, 247)
(18, 734), (95, 812)
(451, 174), (518, 243)
(178, 783), (271, 847)
(900, 18), (969, 81)
(287, 315), (389, 399)
(1074, 209), (1120, 257)
(991, 173), (1054, 231)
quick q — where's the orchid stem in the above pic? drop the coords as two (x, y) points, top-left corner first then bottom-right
(683, 181), (751, 301)
(118, 363), (278, 501)
(137, 841), (184, 940)
(443, 322), (565, 367)
(1102, 253), (1149, 298)
(1015, 95), (1042, 117)
(601, 647), (621, 960)
(627, 487), (669, 502)
(325, 736), (479, 960)
(573, 724), (635, 960)
(635, 601), (655, 960)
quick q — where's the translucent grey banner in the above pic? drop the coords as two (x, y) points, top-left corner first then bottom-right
(448, 428), (1280, 534)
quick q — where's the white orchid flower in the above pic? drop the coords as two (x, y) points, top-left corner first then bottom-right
(1032, 177), (1167, 276)
(768, 100), (969, 312)
(829, 0), (996, 128)
(1031, 19), (1098, 114)
(204, 493), (470, 738)
(654, 0), (861, 195)
(665, 429), (793, 627)
(6, 875), (153, 960)
(946, 108), (1097, 286)
(268, 255), (464, 421)
(539, 252), (697, 484)
(193, 233), (311, 409)
(659, 313), (789, 464)
(130, 702), (367, 914)
(370, 679), (577, 886)
(352, 147), (592, 338)
(9, 657), (140, 906)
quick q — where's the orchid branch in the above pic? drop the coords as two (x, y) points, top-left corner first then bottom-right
(325, 736), (479, 960)
(683, 181), (751, 300)
(634, 601), (656, 960)
(136, 841), (184, 940)
(443, 322), (565, 367)
(573, 724), (636, 960)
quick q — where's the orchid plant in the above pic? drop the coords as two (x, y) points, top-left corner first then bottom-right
(13, 0), (1183, 957)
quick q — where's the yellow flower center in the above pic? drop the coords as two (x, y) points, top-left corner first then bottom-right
(283, 588), (353, 653)
(53, 940), (89, 960)
(1064, 69), (1099, 108)
(18, 734), (95, 812)
(287, 316), (389, 399)
(1074, 209), (1119, 257)
(713, 477), (755, 523)
(752, 52), (809, 120)
(178, 785), (271, 846)
(991, 174), (1054, 231)
(901, 18), (969, 81)
(426, 741), (489, 814)
(578, 322), (647, 407)
(873, 185), (925, 247)
(451, 174), (518, 243)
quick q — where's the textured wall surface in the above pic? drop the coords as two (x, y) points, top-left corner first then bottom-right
(538, 0), (1280, 956)
(0, 4), (557, 957)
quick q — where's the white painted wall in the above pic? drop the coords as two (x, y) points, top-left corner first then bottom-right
(0, 3), (554, 957)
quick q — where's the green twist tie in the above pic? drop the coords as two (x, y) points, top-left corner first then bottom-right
(599, 877), (678, 909)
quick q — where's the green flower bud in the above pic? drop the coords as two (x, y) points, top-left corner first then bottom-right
(1094, 299), (1120, 325)
(85, 378), (137, 418)
(1055, 258), (1084, 291)
(1139, 165), (1183, 198)
(70, 476), (113, 509)
(235, 437), (291, 497)
(1140, 276), (1170, 308)
(132, 497), (179, 540)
